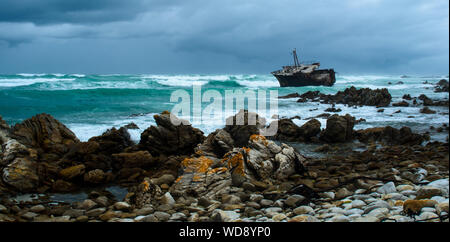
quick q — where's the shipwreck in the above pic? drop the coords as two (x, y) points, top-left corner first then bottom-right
(272, 49), (336, 87)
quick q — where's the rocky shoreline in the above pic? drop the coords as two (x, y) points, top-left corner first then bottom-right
(0, 87), (449, 222)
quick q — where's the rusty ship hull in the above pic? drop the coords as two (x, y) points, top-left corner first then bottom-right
(273, 69), (336, 87)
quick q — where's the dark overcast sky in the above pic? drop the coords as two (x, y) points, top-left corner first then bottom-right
(0, 0), (448, 75)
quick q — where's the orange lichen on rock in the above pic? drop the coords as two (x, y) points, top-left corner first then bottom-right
(249, 134), (268, 146)
(175, 176), (183, 183)
(181, 156), (213, 173)
(242, 147), (251, 154)
(403, 199), (438, 215)
(140, 179), (150, 192)
(225, 152), (245, 176)
(192, 174), (203, 182)
(207, 167), (228, 175)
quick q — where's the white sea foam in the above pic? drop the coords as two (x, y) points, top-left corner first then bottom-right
(17, 73), (47, 77)
(0, 78), (75, 87)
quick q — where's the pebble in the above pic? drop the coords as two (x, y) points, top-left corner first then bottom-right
(354, 216), (380, 222)
(21, 212), (38, 220)
(29, 205), (46, 213)
(293, 206), (314, 215)
(329, 215), (350, 222)
(79, 199), (97, 210)
(135, 206), (154, 216)
(348, 214), (361, 220)
(143, 214), (159, 222)
(367, 208), (389, 218)
(336, 188), (352, 199)
(0, 204), (7, 213)
(170, 212), (187, 221)
(95, 196), (109, 207)
(272, 213), (287, 221)
(436, 202), (449, 215)
(416, 186), (443, 199)
(320, 192), (335, 200)
(153, 211), (171, 222)
(351, 200), (366, 209)
(364, 200), (391, 214)
(114, 202), (131, 211)
(418, 212), (439, 221)
(246, 201), (261, 209)
(288, 215), (320, 222)
(329, 207), (345, 214)
(249, 194), (264, 203)
(86, 208), (106, 217)
(396, 185), (414, 192)
(344, 208), (364, 216)
(160, 192), (176, 206)
(284, 195), (305, 207)
(133, 215), (146, 222)
(383, 193), (407, 201)
(260, 199), (273, 207)
(63, 209), (85, 218)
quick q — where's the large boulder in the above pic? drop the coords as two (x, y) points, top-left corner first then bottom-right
(320, 114), (355, 143)
(195, 129), (235, 157)
(272, 119), (300, 142)
(2, 157), (39, 192)
(271, 118), (321, 142)
(435, 79), (449, 93)
(88, 127), (133, 155)
(170, 155), (230, 199)
(329, 86), (392, 107)
(294, 87), (392, 107)
(223, 110), (266, 147)
(298, 119), (321, 140)
(223, 135), (306, 186)
(139, 111), (205, 155)
(11, 113), (79, 158)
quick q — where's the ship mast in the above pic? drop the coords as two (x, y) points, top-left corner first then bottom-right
(293, 48), (300, 67)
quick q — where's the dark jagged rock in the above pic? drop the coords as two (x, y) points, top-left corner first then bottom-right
(139, 111), (205, 155)
(393, 101), (409, 107)
(89, 127), (133, 155)
(420, 107), (437, 114)
(298, 119), (321, 140)
(355, 126), (429, 145)
(123, 122), (139, 130)
(11, 113), (79, 158)
(418, 94), (448, 106)
(403, 94), (412, 100)
(435, 79), (449, 93)
(272, 119), (300, 142)
(326, 87), (391, 107)
(320, 114), (355, 143)
(223, 110), (265, 147)
(271, 118), (321, 142)
(195, 129), (235, 157)
(324, 107), (342, 112)
(279, 93), (300, 99)
(285, 87), (392, 107)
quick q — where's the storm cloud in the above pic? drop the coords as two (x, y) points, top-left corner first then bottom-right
(0, 0), (448, 74)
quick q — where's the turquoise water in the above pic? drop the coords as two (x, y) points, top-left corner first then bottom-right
(0, 73), (448, 142)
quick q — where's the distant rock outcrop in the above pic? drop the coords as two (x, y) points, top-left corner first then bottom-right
(139, 111), (205, 155)
(320, 114), (355, 143)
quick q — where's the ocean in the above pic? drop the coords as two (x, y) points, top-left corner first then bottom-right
(0, 73), (448, 142)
